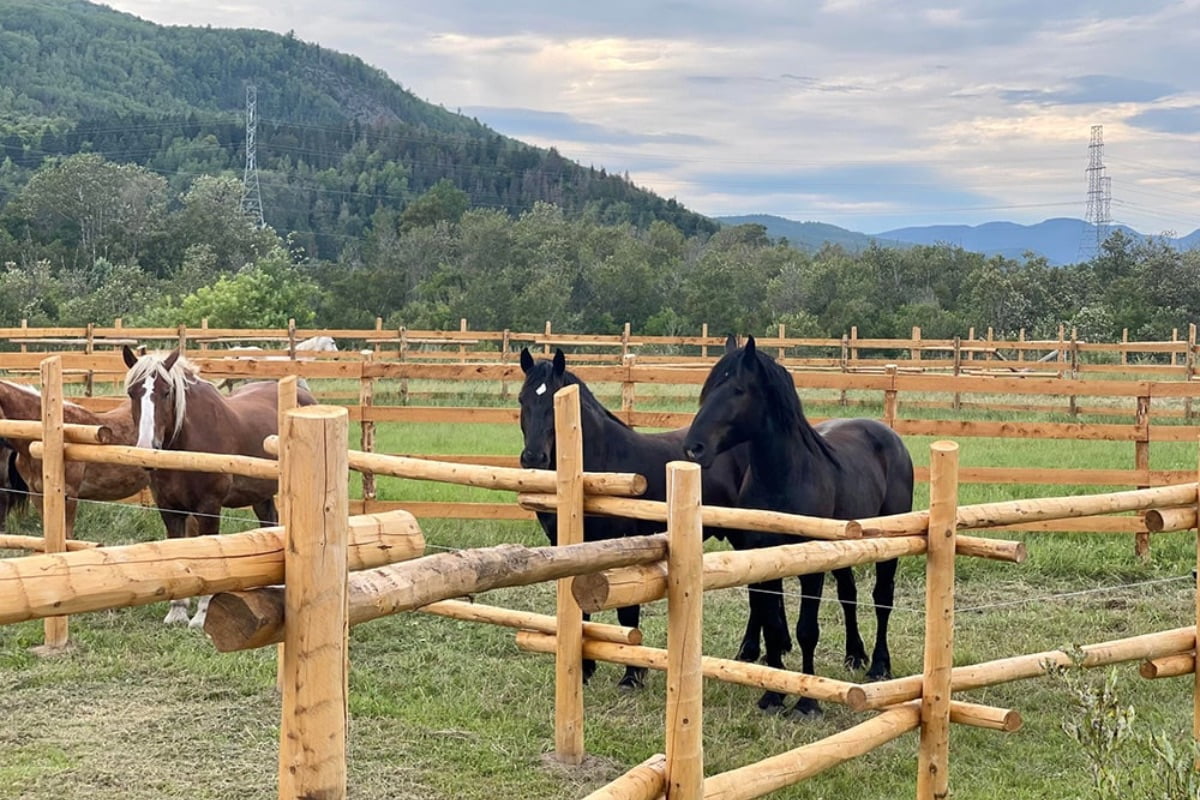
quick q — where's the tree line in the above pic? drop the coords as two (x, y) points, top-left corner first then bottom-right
(0, 152), (1196, 342)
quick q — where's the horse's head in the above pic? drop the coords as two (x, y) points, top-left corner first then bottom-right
(685, 335), (768, 467)
(518, 347), (569, 469)
(122, 345), (192, 449)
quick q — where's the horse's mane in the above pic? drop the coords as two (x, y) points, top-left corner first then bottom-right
(704, 345), (839, 465)
(123, 351), (201, 442)
(523, 358), (629, 430)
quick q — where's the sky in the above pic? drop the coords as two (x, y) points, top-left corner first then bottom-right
(105, 1), (1200, 235)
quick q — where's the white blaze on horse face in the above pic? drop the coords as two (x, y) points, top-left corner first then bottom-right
(136, 373), (159, 449)
(536, 383), (547, 396)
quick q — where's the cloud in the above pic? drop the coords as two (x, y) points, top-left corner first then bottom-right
(1002, 74), (1179, 106)
(461, 107), (718, 147)
(1127, 105), (1200, 134)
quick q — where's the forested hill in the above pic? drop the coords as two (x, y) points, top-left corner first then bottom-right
(0, 0), (716, 256)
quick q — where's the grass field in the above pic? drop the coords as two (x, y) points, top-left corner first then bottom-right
(1, 377), (1197, 799)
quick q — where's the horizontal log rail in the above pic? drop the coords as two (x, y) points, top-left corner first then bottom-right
(0, 511), (423, 625)
(30, 441), (279, 480)
(262, 436), (646, 497)
(204, 533), (671, 652)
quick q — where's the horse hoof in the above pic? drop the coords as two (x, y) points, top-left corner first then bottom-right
(736, 644), (761, 663)
(786, 700), (823, 719)
(163, 608), (190, 625)
(866, 666), (892, 682)
(757, 692), (786, 712)
(844, 653), (868, 671)
(187, 615), (206, 630)
(617, 668), (647, 691)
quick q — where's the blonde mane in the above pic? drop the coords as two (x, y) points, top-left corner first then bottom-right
(123, 351), (201, 443)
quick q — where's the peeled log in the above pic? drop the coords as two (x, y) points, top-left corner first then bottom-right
(204, 533), (670, 652)
(0, 419), (114, 445)
(582, 753), (666, 800)
(858, 482), (1200, 536)
(701, 704), (921, 800)
(263, 435), (646, 498)
(1139, 652), (1194, 679)
(515, 631), (869, 711)
(418, 599), (642, 645)
(518, 492), (862, 540)
(0, 511), (422, 625)
(573, 536), (929, 614)
(1145, 506), (1196, 533)
(0, 535), (100, 552)
(859, 626), (1196, 709)
(31, 441), (278, 480)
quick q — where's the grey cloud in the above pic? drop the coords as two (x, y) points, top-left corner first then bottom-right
(1128, 106), (1200, 134)
(1002, 74), (1178, 106)
(460, 106), (719, 147)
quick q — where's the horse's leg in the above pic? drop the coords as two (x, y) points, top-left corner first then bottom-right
(832, 566), (868, 671)
(791, 571), (826, 717)
(866, 557), (899, 681)
(615, 604), (646, 689)
(736, 598), (763, 663)
(161, 508), (193, 624)
(751, 578), (791, 711)
(252, 497), (278, 527)
(581, 611), (596, 684)
(186, 504), (223, 629)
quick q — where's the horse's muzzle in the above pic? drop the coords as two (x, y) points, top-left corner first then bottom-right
(520, 449), (550, 469)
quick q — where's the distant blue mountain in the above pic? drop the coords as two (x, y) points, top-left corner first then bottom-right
(875, 217), (1200, 266)
(716, 214), (1200, 265)
(714, 214), (911, 252)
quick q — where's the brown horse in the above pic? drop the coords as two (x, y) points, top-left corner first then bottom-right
(121, 346), (317, 626)
(0, 379), (148, 539)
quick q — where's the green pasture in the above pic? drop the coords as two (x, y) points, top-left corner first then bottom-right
(0, 377), (1197, 798)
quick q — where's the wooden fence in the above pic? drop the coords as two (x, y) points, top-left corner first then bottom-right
(6, 342), (1200, 557)
(1, 371), (1198, 799)
(1, 319), (1199, 378)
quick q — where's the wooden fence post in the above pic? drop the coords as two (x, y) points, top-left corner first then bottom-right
(1017, 328), (1025, 365)
(1135, 394), (1151, 559)
(622, 322), (632, 361)
(1069, 327), (1079, 417)
(986, 326), (994, 365)
(287, 318), (297, 359)
(701, 323), (709, 360)
(275, 377), (300, 692)
(554, 384), (585, 764)
(840, 332), (850, 407)
(459, 318), (468, 363)
(1172, 328), (1179, 368)
(884, 364), (898, 429)
(1194, 437), (1200, 769)
(777, 323), (786, 362)
(544, 320), (553, 356)
(398, 327), (409, 405)
(177, 323), (188, 354)
(622, 354), (637, 424)
(500, 329), (512, 400)
(278, 405), (349, 800)
(911, 326), (922, 366)
(665, 461), (703, 799)
(917, 440), (958, 800)
(1187, 324), (1196, 422)
(84, 322), (95, 397)
(952, 337), (962, 411)
(359, 356), (376, 503)
(37, 356), (68, 654)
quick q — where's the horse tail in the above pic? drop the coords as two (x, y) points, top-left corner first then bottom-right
(0, 443), (30, 525)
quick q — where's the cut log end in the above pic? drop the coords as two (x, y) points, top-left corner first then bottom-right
(203, 588), (285, 652)
(572, 572), (611, 614)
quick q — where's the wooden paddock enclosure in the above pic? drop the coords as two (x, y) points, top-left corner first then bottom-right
(1, 359), (1199, 799)
(5, 321), (1200, 558)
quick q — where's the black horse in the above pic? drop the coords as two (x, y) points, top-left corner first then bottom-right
(519, 346), (748, 689)
(684, 335), (914, 716)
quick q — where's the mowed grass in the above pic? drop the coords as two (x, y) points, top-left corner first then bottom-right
(1, 377), (1197, 799)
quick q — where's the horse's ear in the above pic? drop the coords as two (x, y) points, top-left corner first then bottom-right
(724, 334), (739, 353)
(519, 347), (534, 374)
(162, 349), (181, 373)
(552, 348), (566, 377)
(741, 335), (757, 365)
(121, 345), (138, 369)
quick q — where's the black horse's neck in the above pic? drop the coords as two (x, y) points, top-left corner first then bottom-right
(743, 399), (839, 512)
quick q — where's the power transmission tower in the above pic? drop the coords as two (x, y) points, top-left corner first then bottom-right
(241, 84), (265, 228)
(1080, 124), (1111, 259)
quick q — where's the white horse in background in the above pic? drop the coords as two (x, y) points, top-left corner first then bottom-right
(219, 335), (338, 391)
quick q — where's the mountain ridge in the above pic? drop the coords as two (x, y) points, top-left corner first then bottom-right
(716, 213), (1200, 264)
